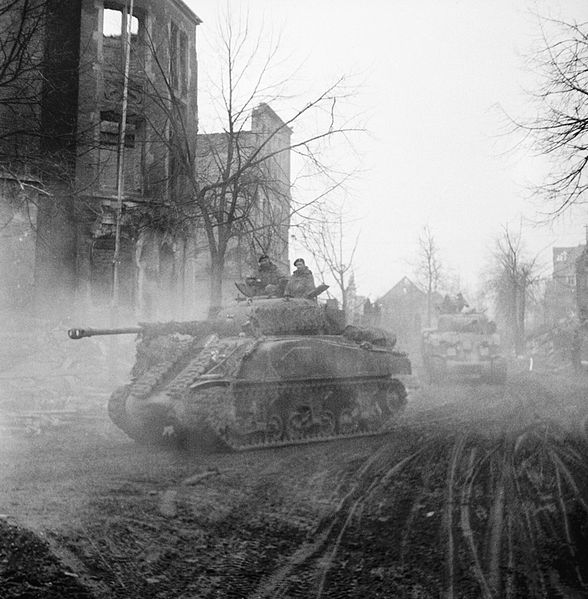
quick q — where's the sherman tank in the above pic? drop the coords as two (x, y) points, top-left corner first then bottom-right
(69, 287), (412, 451)
(421, 311), (507, 384)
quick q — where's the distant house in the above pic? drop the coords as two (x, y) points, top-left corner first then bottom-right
(377, 276), (442, 354)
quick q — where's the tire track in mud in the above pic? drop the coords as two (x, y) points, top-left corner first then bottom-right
(249, 375), (588, 598)
(250, 441), (428, 598)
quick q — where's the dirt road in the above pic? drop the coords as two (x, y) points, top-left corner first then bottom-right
(1, 372), (588, 598)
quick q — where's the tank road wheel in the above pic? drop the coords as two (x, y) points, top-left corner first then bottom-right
(328, 385), (361, 435)
(285, 406), (311, 440)
(373, 381), (407, 428)
(386, 381), (408, 417)
(265, 413), (284, 443)
(318, 410), (336, 436)
(336, 407), (360, 435)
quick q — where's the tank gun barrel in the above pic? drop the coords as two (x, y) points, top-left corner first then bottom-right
(68, 327), (142, 339)
(68, 320), (216, 340)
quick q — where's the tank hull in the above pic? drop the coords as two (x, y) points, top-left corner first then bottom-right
(422, 324), (507, 385)
(423, 354), (507, 384)
(108, 334), (411, 451)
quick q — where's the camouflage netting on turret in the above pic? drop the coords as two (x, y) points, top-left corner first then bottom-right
(250, 300), (326, 335)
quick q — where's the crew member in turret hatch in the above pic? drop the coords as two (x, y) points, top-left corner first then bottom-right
(246, 255), (288, 296)
(455, 292), (469, 313)
(284, 258), (316, 298)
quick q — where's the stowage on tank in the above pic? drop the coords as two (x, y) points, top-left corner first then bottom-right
(69, 287), (412, 451)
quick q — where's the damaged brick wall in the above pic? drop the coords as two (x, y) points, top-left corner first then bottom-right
(73, 0), (200, 321)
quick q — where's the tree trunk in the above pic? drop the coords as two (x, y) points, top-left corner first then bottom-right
(516, 281), (526, 355)
(208, 254), (225, 317)
(178, 237), (186, 318)
(340, 274), (348, 323)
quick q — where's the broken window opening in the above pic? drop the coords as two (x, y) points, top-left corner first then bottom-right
(98, 115), (144, 194)
(103, 7), (139, 38)
(102, 5), (143, 72)
(169, 21), (188, 96)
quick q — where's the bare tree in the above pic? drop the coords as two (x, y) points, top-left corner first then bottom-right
(517, 17), (588, 216)
(0, 1), (88, 314)
(487, 225), (541, 354)
(139, 7), (361, 314)
(0, 0), (50, 205)
(415, 225), (442, 326)
(0, 0), (82, 178)
(297, 204), (359, 318)
(0, 1), (46, 125)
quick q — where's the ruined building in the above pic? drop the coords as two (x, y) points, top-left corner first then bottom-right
(0, 0), (201, 321)
(195, 103), (292, 306)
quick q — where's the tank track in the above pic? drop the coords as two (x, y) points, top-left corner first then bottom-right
(130, 337), (204, 399)
(176, 378), (408, 452)
(107, 337), (257, 446)
(108, 384), (182, 446)
(108, 368), (407, 452)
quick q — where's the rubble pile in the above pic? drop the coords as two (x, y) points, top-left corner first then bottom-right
(526, 320), (576, 373)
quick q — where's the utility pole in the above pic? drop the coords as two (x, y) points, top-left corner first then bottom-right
(111, 0), (134, 323)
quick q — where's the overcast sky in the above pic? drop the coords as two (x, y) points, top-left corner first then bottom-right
(186, 0), (588, 300)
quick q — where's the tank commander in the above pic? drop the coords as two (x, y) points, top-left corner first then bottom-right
(455, 292), (469, 313)
(439, 294), (456, 314)
(438, 292), (469, 314)
(284, 258), (316, 298)
(245, 254), (288, 296)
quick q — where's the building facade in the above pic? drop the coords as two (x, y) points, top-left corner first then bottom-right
(0, 0), (201, 321)
(195, 103), (292, 308)
(544, 245), (585, 326)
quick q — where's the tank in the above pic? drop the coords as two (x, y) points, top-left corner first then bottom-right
(69, 289), (412, 451)
(421, 311), (507, 384)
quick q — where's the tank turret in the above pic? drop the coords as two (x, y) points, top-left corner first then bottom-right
(70, 288), (412, 451)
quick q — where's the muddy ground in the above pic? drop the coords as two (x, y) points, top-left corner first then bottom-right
(1, 370), (588, 598)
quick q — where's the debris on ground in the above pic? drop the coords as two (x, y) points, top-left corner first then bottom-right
(0, 519), (96, 599)
(1, 371), (588, 597)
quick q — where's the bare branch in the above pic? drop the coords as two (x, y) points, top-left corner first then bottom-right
(515, 17), (588, 217)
